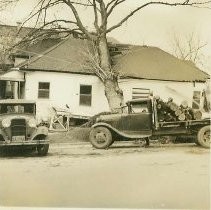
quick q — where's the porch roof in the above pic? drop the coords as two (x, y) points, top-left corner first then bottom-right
(0, 99), (35, 104)
(0, 69), (25, 81)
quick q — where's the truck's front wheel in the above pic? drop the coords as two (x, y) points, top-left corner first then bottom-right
(197, 126), (210, 148)
(37, 144), (49, 156)
(89, 127), (113, 149)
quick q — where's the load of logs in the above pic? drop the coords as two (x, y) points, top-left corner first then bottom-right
(155, 96), (202, 122)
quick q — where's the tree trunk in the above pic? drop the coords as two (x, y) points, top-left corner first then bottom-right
(104, 78), (123, 113)
(98, 35), (123, 112)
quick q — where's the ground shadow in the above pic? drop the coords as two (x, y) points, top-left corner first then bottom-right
(0, 146), (40, 158)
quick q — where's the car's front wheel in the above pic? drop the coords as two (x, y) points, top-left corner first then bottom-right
(89, 126), (113, 149)
(37, 144), (49, 156)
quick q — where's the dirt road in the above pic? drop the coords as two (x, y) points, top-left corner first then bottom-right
(0, 142), (210, 209)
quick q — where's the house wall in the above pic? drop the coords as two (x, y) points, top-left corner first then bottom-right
(24, 71), (109, 121)
(24, 71), (206, 121)
(119, 78), (206, 107)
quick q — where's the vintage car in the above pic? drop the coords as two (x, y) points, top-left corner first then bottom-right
(0, 99), (49, 155)
(89, 98), (210, 149)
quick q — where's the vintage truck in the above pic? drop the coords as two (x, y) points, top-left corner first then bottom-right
(89, 98), (210, 149)
(0, 99), (49, 155)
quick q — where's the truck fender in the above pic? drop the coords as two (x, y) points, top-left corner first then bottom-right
(32, 126), (48, 140)
(92, 123), (151, 139)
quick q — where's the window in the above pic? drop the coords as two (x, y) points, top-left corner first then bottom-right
(130, 101), (149, 113)
(38, 82), (50, 99)
(132, 88), (150, 99)
(80, 85), (92, 106)
(192, 91), (201, 109)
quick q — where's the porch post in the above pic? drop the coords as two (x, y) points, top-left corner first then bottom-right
(13, 81), (19, 99)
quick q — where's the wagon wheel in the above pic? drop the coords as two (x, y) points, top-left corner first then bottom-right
(197, 126), (210, 148)
(89, 126), (113, 149)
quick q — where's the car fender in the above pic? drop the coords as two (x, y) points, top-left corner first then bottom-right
(31, 126), (48, 140)
(92, 122), (151, 139)
(0, 129), (7, 141)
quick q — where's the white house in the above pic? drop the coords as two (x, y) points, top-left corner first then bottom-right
(0, 37), (209, 122)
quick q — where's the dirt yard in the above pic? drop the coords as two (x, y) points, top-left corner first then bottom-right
(0, 141), (210, 209)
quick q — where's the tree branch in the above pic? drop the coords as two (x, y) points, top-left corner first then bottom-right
(62, 0), (95, 40)
(19, 0), (63, 34)
(106, 1), (211, 33)
(106, 0), (126, 17)
(93, 0), (100, 32)
(69, 0), (93, 7)
(98, 0), (108, 34)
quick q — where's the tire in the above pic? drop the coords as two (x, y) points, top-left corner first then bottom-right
(197, 126), (210, 148)
(194, 137), (200, 146)
(195, 140), (200, 146)
(37, 144), (49, 156)
(108, 140), (115, 147)
(89, 126), (113, 149)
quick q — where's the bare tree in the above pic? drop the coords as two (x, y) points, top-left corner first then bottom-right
(171, 32), (207, 67)
(0, 0), (18, 11)
(2, 0), (211, 112)
(0, 29), (17, 71)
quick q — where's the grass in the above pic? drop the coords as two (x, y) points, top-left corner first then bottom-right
(49, 127), (91, 143)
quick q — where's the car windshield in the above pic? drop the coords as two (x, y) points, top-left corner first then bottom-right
(0, 104), (35, 114)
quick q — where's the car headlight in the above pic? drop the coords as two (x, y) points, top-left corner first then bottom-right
(28, 119), (37, 128)
(2, 118), (11, 128)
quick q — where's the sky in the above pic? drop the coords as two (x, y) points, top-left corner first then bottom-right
(0, 0), (211, 73)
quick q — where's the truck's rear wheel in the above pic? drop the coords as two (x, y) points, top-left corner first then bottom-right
(89, 127), (113, 149)
(197, 126), (210, 148)
(37, 144), (49, 156)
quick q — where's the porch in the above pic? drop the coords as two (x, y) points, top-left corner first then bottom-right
(0, 69), (25, 99)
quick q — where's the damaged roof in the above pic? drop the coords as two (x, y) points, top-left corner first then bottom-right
(17, 37), (209, 82)
(113, 46), (209, 82)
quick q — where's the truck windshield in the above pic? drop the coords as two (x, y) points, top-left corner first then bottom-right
(0, 104), (35, 114)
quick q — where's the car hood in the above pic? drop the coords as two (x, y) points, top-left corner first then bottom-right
(0, 114), (35, 121)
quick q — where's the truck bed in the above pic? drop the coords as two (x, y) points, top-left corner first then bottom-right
(152, 118), (210, 136)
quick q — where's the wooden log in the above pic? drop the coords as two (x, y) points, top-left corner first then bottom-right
(193, 110), (202, 120)
(181, 100), (188, 109)
(188, 108), (195, 119)
(178, 113), (186, 121)
(169, 102), (178, 112)
(157, 103), (162, 110)
(175, 108), (182, 116)
(165, 113), (176, 121)
(154, 95), (160, 101)
(185, 113), (192, 120)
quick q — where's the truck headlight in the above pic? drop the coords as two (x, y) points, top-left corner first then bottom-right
(2, 119), (11, 128)
(28, 119), (37, 128)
